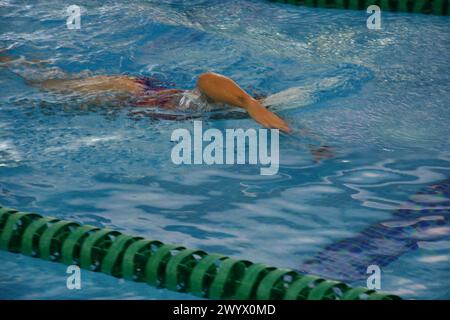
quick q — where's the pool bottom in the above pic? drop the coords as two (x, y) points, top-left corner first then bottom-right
(300, 179), (450, 283)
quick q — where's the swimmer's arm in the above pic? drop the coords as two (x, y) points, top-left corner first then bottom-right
(196, 72), (291, 133)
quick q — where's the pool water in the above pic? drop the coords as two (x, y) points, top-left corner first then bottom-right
(0, 0), (449, 299)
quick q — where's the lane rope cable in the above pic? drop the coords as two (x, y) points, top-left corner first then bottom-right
(0, 206), (401, 300)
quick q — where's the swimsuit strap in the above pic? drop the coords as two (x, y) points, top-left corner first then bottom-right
(134, 76), (176, 93)
(132, 89), (184, 109)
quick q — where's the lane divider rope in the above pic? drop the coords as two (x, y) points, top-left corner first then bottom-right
(0, 206), (401, 300)
(269, 0), (449, 15)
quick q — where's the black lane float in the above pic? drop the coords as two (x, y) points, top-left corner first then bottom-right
(269, 0), (449, 15)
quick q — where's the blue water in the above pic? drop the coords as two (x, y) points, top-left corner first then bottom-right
(0, 0), (449, 299)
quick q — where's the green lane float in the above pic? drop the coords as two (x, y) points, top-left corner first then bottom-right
(0, 206), (401, 300)
(269, 0), (449, 15)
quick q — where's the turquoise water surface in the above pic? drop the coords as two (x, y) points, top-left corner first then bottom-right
(0, 0), (449, 299)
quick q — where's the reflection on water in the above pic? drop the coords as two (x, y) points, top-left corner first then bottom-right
(0, 0), (449, 299)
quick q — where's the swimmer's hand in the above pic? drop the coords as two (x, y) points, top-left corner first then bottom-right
(246, 99), (291, 134)
(195, 72), (291, 133)
(310, 145), (335, 163)
(0, 55), (15, 65)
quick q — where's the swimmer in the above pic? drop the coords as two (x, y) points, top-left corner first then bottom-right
(0, 55), (291, 133)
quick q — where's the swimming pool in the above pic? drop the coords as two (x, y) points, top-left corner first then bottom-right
(0, 0), (449, 299)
